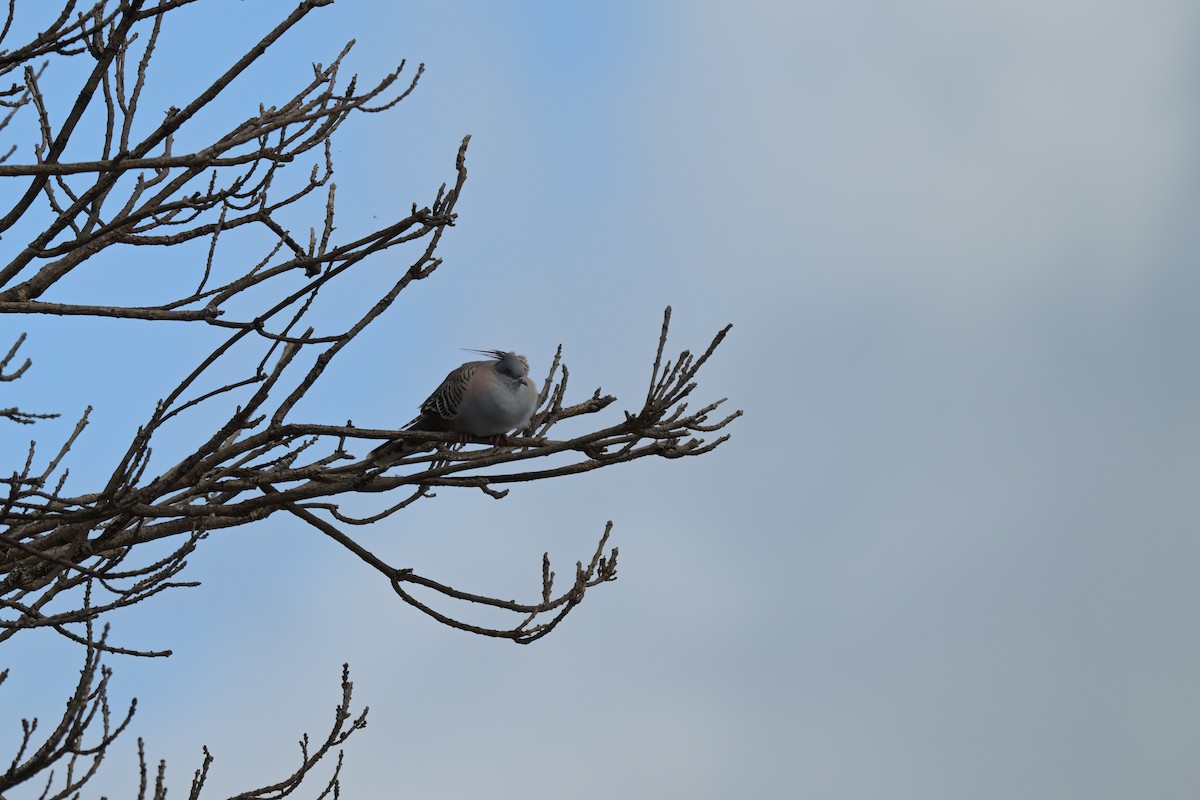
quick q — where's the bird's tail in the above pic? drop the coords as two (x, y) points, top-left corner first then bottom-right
(364, 438), (424, 468)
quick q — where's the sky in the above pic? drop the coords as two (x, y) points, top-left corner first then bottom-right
(3, 1), (1200, 798)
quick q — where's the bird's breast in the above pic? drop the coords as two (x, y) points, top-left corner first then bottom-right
(454, 376), (537, 436)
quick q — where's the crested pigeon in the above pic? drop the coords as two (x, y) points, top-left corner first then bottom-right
(368, 349), (539, 466)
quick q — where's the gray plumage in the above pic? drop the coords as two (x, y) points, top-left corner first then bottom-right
(369, 349), (538, 465)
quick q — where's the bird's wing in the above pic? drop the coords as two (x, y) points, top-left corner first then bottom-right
(413, 361), (482, 426)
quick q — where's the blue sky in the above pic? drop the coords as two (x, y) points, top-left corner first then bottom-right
(3, 1), (1200, 798)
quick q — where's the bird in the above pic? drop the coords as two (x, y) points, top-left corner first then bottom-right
(367, 349), (539, 466)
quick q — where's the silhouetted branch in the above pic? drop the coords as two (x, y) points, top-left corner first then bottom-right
(0, 619), (136, 797)
(0, 1), (738, 796)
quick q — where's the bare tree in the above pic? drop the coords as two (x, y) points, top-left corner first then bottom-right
(0, 1), (739, 797)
